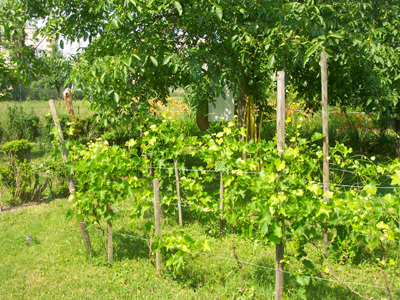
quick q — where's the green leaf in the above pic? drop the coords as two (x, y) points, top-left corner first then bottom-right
(202, 239), (210, 251)
(150, 56), (158, 67)
(211, 2), (223, 20)
(215, 6), (223, 20)
(274, 158), (285, 171)
(296, 274), (310, 286)
(173, 1), (182, 15)
(114, 92), (120, 103)
(267, 55), (275, 68)
(311, 132), (325, 141)
(163, 55), (172, 65)
(363, 184), (377, 195)
(391, 170), (400, 186)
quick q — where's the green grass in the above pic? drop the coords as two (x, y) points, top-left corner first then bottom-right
(0, 198), (398, 299)
(0, 99), (92, 125)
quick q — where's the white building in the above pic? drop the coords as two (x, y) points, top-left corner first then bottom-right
(24, 26), (53, 56)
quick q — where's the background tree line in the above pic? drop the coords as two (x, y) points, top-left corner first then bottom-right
(1, 0), (399, 128)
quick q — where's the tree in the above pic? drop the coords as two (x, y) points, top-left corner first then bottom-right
(41, 43), (71, 100)
(7, 0), (400, 127)
(0, 0), (48, 100)
(0, 54), (17, 100)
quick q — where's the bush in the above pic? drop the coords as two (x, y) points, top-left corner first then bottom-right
(44, 150), (69, 199)
(103, 128), (137, 147)
(23, 114), (40, 141)
(4, 106), (40, 142)
(45, 114), (104, 144)
(1, 139), (33, 164)
(44, 113), (71, 140)
(0, 139), (46, 205)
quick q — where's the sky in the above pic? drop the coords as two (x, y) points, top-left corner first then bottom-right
(36, 18), (87, 57)
(61, 40), (88, 57)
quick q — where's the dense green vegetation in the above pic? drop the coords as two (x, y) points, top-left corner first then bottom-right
(1, 99), (399, 299)
(1, 1), (400, 299)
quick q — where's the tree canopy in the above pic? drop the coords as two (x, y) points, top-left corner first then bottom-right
(0, 0), (49, 100)
(2, 0), (399, 122)
(40, 43), (71, 100)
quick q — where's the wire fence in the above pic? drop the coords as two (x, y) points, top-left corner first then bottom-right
(147, 165), (400, 191)
(110, 231), (399, 293)
(7, 159), (399, 296)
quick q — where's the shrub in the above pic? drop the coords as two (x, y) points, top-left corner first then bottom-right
(44, 113), (71, 140)
(1, 139), (33, 165)
(44, 151), (69, 199)
(4, 106), (40, 142)
(0, 139), (46, 205)
(45, 114), (104, 143)
(23, 114), (40, 141)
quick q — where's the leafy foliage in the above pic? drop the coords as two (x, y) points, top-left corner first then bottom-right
(0, 139), (46, 205)
(3, 106), (40, 141)
(12, 0), (399, 128)
(64, 113), (400, 296)
(40, 43), (71, 99)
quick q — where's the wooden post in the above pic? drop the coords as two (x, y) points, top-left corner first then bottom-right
(220, 172), (224, 235)
(63, 88), (75, 115)
(107, 202), (113, 264)
(321, 51), (330, 255)
(275, 70), (285, 300)
(365, 113), (369, 141)
(0, 186), (3, 212)
(174, 159), (183, 226)
(153, 178), (162, 274)
(49, 99), (91, 256)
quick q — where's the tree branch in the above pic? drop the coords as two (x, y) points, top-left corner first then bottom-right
(310, 239), (374, 300)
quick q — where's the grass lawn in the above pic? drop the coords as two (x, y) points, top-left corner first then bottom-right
(0, 99), (92, 126)
(0, 198), (398, 299)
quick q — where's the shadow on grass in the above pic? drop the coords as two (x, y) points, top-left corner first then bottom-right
(166, 264), (207, 291)
(113, 230), (151, 261)
(251, 257), (388, 300)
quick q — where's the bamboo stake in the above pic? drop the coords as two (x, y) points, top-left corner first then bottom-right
(321, 51), (330, 255)
(49, 99), (91, 256)
(220, 172), (224, 235)
(107, 202), (113, 264)
(174, 159), (183, 226)
(153, 178), (162, 275)
(275, 70), (285, 300)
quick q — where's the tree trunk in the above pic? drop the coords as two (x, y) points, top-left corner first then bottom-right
(393, 118), (400, 160)
(237, 75), (249, 130)
(57, 87), (61, 102)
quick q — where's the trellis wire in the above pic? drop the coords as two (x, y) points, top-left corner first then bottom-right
(109, 231), (398, 292)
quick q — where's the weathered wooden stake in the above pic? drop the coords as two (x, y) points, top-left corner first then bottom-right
(0, 186), (3, 212)
(220, 172), (224, 234)
(153, 178), (162, 274)
(321, 51), (330, 255)
(107, 202), (113, 264)
(275, 70), (285, 300)
(49, 99), (91, 256)
(174, 159), (183, 226)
